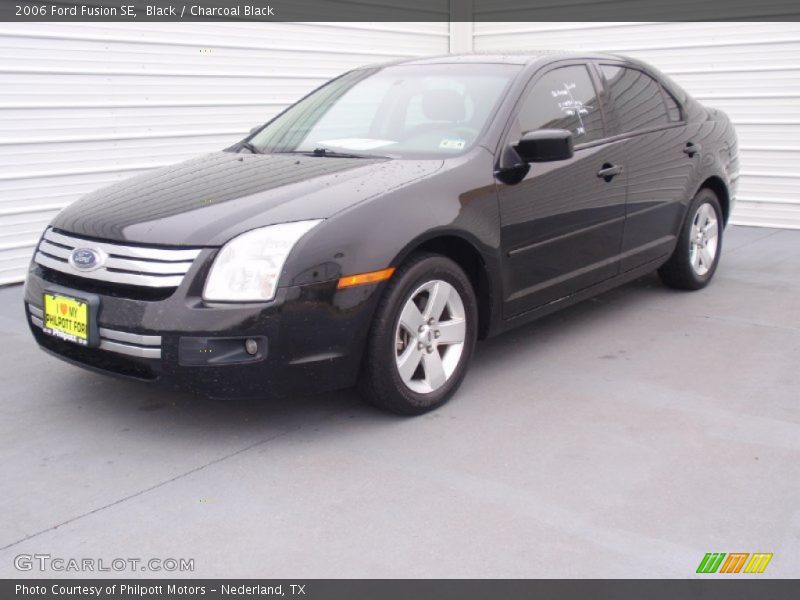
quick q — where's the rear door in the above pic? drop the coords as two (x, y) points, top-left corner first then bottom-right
(598, 63), (696, 271)
(497, 62), (627, 317)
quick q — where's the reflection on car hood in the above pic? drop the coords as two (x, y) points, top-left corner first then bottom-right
(52, 152), (444, 246)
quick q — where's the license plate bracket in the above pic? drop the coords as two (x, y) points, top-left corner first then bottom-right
(42, 287), (101, 347)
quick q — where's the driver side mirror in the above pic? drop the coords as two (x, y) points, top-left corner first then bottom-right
(514, 129), (574, 163)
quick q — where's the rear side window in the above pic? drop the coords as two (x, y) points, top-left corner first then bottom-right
(601, 65), (670, 133)
(518, 65), (604, 143)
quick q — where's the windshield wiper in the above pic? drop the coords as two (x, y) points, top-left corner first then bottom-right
(264, 148), (390, 159)
(239, 140), (262, 154)
(305, 147), (388, 159)
(317, 148), (363, 158)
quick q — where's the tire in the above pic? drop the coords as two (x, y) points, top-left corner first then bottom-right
(658, 188), (724, 290)
(358, 252), (478, 415)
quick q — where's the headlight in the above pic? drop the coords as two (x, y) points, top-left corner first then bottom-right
(203, 220), (322, 302)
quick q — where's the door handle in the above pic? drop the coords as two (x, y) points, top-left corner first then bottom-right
(597, 163), (623, 182)
(683, 142), (701, 157)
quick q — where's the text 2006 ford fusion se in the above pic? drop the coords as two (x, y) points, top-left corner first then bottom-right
(25, 53), (738, 414)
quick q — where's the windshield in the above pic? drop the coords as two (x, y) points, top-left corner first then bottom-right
(247, 63), (521, 159)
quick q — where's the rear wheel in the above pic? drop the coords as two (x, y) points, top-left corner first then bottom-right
(658, 188), (723, 290)
(358, 253), (478, 415)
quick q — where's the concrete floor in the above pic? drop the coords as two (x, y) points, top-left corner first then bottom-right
(0, 225), (798, 578)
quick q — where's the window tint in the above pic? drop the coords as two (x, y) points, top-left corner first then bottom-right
(249, 64), (520, 158)
(518, 65), (604, 143)
(404, 77), (476, 129)
(602, 65), (670, 133)
(663, 89), (682, 122)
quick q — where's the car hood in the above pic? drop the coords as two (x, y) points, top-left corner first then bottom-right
(52, 152), (444, 246)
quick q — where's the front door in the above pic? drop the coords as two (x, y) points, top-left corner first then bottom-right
(498, 63), (627, 318)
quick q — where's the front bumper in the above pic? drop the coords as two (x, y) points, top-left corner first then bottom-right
(24, 262), (380, 398)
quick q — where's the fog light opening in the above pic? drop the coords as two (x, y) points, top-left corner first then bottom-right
(244, 338), (259, 356)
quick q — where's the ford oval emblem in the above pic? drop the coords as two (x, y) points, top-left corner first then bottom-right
(69, 247), (105, 271)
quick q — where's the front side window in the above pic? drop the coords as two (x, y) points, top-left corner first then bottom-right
(517, 65), (604, 143)
(602, 65), (671, 133)
(248, 64), (521, 158)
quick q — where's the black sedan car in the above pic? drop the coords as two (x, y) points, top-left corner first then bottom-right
(24, 52), (739, 414)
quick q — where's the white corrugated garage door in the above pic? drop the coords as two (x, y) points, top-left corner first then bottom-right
(0, 22), (449, 284)
(473, 22), (800, 231)
(2, 21), (798, 285)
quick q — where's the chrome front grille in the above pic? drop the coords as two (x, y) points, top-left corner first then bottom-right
(28, 304), (161, 359)
(34, 228), (202, 288)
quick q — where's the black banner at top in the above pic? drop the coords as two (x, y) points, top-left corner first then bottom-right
(2, 0), (800, 22)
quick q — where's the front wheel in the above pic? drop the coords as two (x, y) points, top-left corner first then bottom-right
(658, 188), (723, 290)
(358, 253), (478, 415)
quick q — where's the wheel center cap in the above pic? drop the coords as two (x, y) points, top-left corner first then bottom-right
(418, 325), (435, 346)
(420, 327), (431, 343)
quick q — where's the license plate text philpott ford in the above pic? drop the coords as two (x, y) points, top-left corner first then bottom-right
(43, 293), (89, 345)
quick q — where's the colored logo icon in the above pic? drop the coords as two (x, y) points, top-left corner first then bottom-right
(69, 247), (105, 271)
(697, 552), (773, 574)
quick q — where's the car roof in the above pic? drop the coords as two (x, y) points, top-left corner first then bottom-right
(361, 51), (628, 69)
(355, 51), (689, 108)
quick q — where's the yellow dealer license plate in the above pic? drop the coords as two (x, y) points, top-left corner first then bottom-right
(43, 293), (89, 345)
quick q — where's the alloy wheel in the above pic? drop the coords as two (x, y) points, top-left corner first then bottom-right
(689, 202), (719, 276)
(394, 279), (467, 394)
